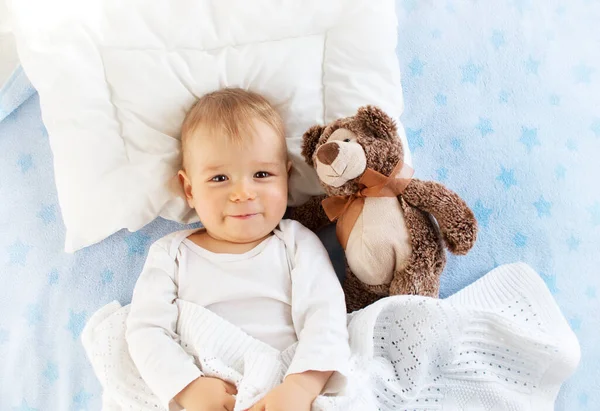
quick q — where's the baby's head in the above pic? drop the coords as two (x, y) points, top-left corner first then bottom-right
(178, 88), (290, 245)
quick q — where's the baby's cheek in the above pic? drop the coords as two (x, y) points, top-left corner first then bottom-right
(267, 185), (289, 213)
(194, 201), (218, 223)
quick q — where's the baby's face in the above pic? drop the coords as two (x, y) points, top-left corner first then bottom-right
(180, 119), (290, 245)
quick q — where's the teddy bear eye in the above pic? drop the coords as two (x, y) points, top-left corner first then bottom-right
(343, 138), (351, 142)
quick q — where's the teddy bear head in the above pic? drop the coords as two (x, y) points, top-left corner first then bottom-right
(301, 105), (405, 197)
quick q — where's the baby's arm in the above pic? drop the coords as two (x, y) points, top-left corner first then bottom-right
(285, 220), (350, 393)
(249, 371), (332, 411)
(125, 241), (205, 410)
(250, 221), (350, 411)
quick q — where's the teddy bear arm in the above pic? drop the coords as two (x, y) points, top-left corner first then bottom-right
(287, 194), (331, 232)
(402, 179), (478, 255)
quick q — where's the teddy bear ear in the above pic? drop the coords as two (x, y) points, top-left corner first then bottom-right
(301, 124), (325, 166)
(356, 105), (398, 140)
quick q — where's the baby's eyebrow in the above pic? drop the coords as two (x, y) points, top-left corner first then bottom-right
(256, 162), (282, 168)
(201, 162), (281, 172)
(203, 165), (225, 172)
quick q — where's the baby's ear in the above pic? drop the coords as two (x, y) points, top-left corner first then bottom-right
(356, 105), (397, 140)
(178, 170), (195, 208)
(301, 124), (325, 166)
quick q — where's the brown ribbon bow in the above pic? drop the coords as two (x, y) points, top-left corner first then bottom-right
(321, 160), (414, 249)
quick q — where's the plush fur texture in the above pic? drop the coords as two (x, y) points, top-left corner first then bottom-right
(290, 106), (478, 312)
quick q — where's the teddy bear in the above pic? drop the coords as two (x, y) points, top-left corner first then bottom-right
(289, 105), (478, 312)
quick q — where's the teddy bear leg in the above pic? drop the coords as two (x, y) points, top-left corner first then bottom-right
(343, 266), (385, 312)
(390, 266), (440, 297)
(389, 207), (446, 298)
(390, 244), (445, 297)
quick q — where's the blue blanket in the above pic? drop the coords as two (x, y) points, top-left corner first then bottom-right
(1, 1), (598, 409)
(396, 1), (599, 408)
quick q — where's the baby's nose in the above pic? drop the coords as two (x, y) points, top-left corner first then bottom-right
(230, 182), (256, 202)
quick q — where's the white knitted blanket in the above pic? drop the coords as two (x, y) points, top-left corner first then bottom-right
(82, 263), (580, 411)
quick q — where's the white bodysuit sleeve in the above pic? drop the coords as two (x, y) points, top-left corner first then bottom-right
(283, 220), (351, 394)
(125, 241), (203, 409)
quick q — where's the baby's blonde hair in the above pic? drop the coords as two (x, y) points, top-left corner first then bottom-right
(181, 88), (286, 170)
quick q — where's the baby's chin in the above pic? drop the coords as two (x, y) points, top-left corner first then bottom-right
(222, 216), (279, 243)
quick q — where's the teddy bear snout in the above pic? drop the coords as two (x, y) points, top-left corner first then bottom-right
(316, 142), (340, 165)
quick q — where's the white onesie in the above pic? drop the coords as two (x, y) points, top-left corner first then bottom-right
(125, 219), (351, 408)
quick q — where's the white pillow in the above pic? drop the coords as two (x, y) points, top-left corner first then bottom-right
(0, 0), (19, 86)
(9, 0), (410, 252)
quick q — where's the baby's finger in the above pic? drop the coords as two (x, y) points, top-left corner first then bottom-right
(223, 393), (236, 411)
(249, 399), (265, 411)
(223, 381), (238, 395)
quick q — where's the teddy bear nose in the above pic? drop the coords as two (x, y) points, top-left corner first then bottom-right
(316, 143), (340, 165)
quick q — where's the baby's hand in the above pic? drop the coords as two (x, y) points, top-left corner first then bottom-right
(175, 376), (237, 411)
(248, 378), (314, 411)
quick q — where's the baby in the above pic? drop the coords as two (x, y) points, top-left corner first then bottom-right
(125, 88), (350, 411)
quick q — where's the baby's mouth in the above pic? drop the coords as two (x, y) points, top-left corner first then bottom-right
(229, 213), (259, 220)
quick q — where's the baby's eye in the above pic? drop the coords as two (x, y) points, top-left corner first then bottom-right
(254, 171), (271, 179)
(210, 175), (228, 183)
